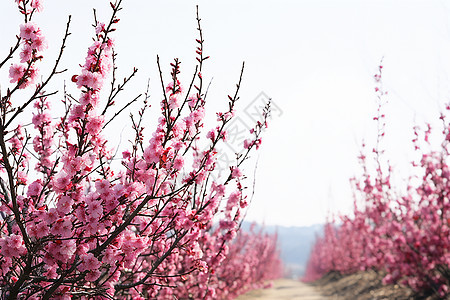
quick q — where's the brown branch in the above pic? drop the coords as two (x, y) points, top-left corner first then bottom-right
(0, 37), (21, 70)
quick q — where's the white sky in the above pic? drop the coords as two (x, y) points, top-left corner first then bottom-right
(2, 0), (450, 226)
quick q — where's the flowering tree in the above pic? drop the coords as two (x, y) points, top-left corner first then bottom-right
(0, 1), (282, 299)
(303, 64), (450, 298)
(166, 225), (283, 299)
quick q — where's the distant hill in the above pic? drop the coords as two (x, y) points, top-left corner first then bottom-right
(241, 222), (323, 279)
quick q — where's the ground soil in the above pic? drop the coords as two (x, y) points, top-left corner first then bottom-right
(236, 278), (326, 300)
(237, 271), (448, 299)
(313, 270), (445, 300)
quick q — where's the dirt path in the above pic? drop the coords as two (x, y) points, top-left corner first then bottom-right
(236, 279), (328, 300)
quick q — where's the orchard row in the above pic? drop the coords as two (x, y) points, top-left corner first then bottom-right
(304, 65), (450, 298)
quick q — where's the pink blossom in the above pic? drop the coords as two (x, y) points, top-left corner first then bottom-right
(223, 111), (234, 121)
(168, 94), (180, 108)
(103, 247), (120, 266)
(87, 199), (103, 219)
(30, 34), (47, 51)
(42, 207), (59, 227)
(221, 129), (228, 141)
(95, 179), (110, 194)
(212, 182), (226, 197)
(17, 171), (28, 185)
(79, 253), (101, 272)
(32, 111), (51, 128)
(43, 266), (58, 280)
(86, 114), (105, 135)
(51, 217), (72, 237)
(79, 90), (100, 106)
(30, 0), (43, 12)
(165, 80), (182, 94)
(192, 107), (205, 122)
(53, 171), (71, 193)
(226, 191), (241, 211)
(9, 64), (25, 83)
(69, 104), (86, 121)
(196, 260), (208, 273)
(122, 150), (131, 159)
(28, 220), (49, 238)
(19, 23), (38, 40)
(20, 66), (39, 89)
(206, 129), (215, 141)
(89, 71), (103, 90)
(57, 195), (73, 215)
(231, 167), (242, 179)
(20, 44), (33, 63)
(173, 156), (184, 170)
(0, 234), (27, 258)
(58, 239), (76, 257)
(27, 180), (42, 197)
(95, 22), (106, 34)
(76, 70), (102, 90)
(85, 269), (101, 282)
(188, 95), (198, 108)
(143, 144), (160, 164)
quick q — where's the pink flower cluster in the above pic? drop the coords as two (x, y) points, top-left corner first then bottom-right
(9, 1), (46, 89)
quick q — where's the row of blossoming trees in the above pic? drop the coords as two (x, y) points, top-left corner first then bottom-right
(303, 65), (450, 298)
(0, 0), (282, 299)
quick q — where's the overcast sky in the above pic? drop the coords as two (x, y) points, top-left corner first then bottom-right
(2, 0), (450, 226)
